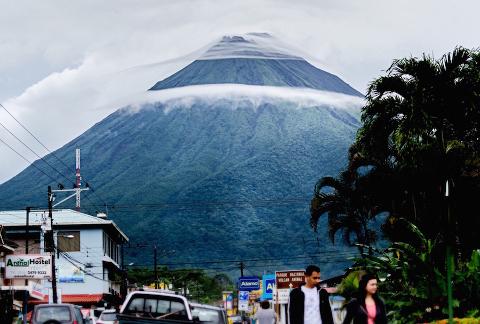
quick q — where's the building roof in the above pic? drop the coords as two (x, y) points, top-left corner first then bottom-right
(0, 209), (128, 242)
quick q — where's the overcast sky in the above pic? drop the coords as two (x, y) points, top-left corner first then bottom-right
(1, 0), (479, 184)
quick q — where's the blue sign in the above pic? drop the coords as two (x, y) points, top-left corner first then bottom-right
(239, 290), (249, 301)
(238, 276), (260, 291)
(262, 274), (276, 300)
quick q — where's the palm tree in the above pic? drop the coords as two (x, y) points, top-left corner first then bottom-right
(354, 47), (480, 255)
(310, 166), (378, 251)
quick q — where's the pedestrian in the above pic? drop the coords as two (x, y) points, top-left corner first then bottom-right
(254, 300), (278, 324)
(342, 273), (387, 324)
(288, 265), (334, 324)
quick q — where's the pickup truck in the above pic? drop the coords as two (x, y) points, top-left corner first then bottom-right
(116, 291), (195, 324)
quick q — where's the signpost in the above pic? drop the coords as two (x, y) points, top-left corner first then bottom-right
(238, 276), (260, 291)
(274, 270), (305, 304)
(262, 274), (276, 300)
(238, 291), (249, 311)
(5, 255), (52, 279)
(223, 291), (233, 311)
(28, 281), (46, 301)
(275, 270), (305, 289)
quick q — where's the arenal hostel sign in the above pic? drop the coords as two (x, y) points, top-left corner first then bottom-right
(238, 276), (260, 291)
(5, 254), (52, 279)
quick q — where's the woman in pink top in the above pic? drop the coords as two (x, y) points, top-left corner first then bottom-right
(342, 273), (387, 324)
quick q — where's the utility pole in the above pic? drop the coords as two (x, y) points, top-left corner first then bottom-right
(25, 207), (30, 255)
(121, 243), (127, 300)
(47, 186), (58, 304)
(240, 261), (244, 277)
(154, 245), (158, 289)
(23, 207), (31, 324)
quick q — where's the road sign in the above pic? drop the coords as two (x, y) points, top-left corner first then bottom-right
(275, 270), (305, 289)
(238, 276), (260, 291)
(238, 291), (249, 311)
(223, 291), (233, 310)
(273, 288), (291, 304)
(262, 274), (275, 300)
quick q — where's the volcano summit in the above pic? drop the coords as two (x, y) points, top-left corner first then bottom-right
(0, 33), (364, 276)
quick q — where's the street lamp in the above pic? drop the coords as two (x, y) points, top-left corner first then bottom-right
(51, 232), (75, 303)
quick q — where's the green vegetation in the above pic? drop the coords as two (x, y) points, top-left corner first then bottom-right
(127, 266), (234, 304)
(312, 47), (480, 321)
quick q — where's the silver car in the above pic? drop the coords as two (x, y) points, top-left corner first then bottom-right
(191, 303), (227, 324)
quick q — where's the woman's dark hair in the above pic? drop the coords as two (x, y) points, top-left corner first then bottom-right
(260, 300), (270, 309)
(358, 273), (379, 303)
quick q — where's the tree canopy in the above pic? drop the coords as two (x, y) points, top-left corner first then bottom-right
(311, 47), (480, 257)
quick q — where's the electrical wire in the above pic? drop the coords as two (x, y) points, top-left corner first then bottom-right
(1, 102), (110, 213)
(0, 120), (74, 187)
(0, 136), (59, 183)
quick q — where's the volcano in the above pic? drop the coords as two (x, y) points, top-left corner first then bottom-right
(0, 33), (364, 276)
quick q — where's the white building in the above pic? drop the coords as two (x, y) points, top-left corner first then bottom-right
(0, 209), (128, 307)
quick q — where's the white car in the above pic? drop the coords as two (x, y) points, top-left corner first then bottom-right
(191, 303), (227, 324)
(96, 309), (117, 324)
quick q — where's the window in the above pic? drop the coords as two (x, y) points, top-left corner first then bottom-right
(192, 308), (223, 324)
(35, 306), (71, 322)
(57, 231), (80, 252)
(125, 295), (188, 320)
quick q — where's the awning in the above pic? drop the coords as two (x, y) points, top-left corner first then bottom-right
(102, 255), (121, 271)
(29, 293), (104, 304)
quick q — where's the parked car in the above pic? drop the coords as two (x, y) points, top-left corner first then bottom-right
(190, 303), (227, 324)
(32, 303), (86, 324)
(116, 290), (194, 324)
(96, 309), (117, 324)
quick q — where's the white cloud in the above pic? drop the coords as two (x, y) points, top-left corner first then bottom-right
(0, 0), (479, 183)
(124, 84), (364, 114)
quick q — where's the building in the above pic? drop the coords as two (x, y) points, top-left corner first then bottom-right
(0, 209), (128, 309)
(0, 225), (16, 323)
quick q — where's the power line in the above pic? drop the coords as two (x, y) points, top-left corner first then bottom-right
(0, 136), (59, 184)
(1, 102), (110, 212)
(0, 120), (74, 186)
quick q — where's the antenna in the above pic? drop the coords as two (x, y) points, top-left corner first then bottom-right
(52, 148), (89, 210)
(75, 148), (81, 210)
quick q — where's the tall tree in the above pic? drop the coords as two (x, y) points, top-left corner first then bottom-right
(353, 47), (480, 256)
(310, 165), (379, 251)
(311, 47), (480, 258)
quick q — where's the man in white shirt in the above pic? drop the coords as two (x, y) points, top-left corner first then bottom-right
(288, 265), (334, 324)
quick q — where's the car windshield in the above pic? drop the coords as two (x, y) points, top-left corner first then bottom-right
(192, 308), (223, 324)
(100, 312), (117, 321)
(125, 295), (188, 320)
(35, 306), (72, 322)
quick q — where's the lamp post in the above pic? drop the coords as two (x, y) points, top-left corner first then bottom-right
(47, 186), (58, 304)
(121, 262), (134, 300)
(445, 179), (454, 324)
(51, 232), (75, 304)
